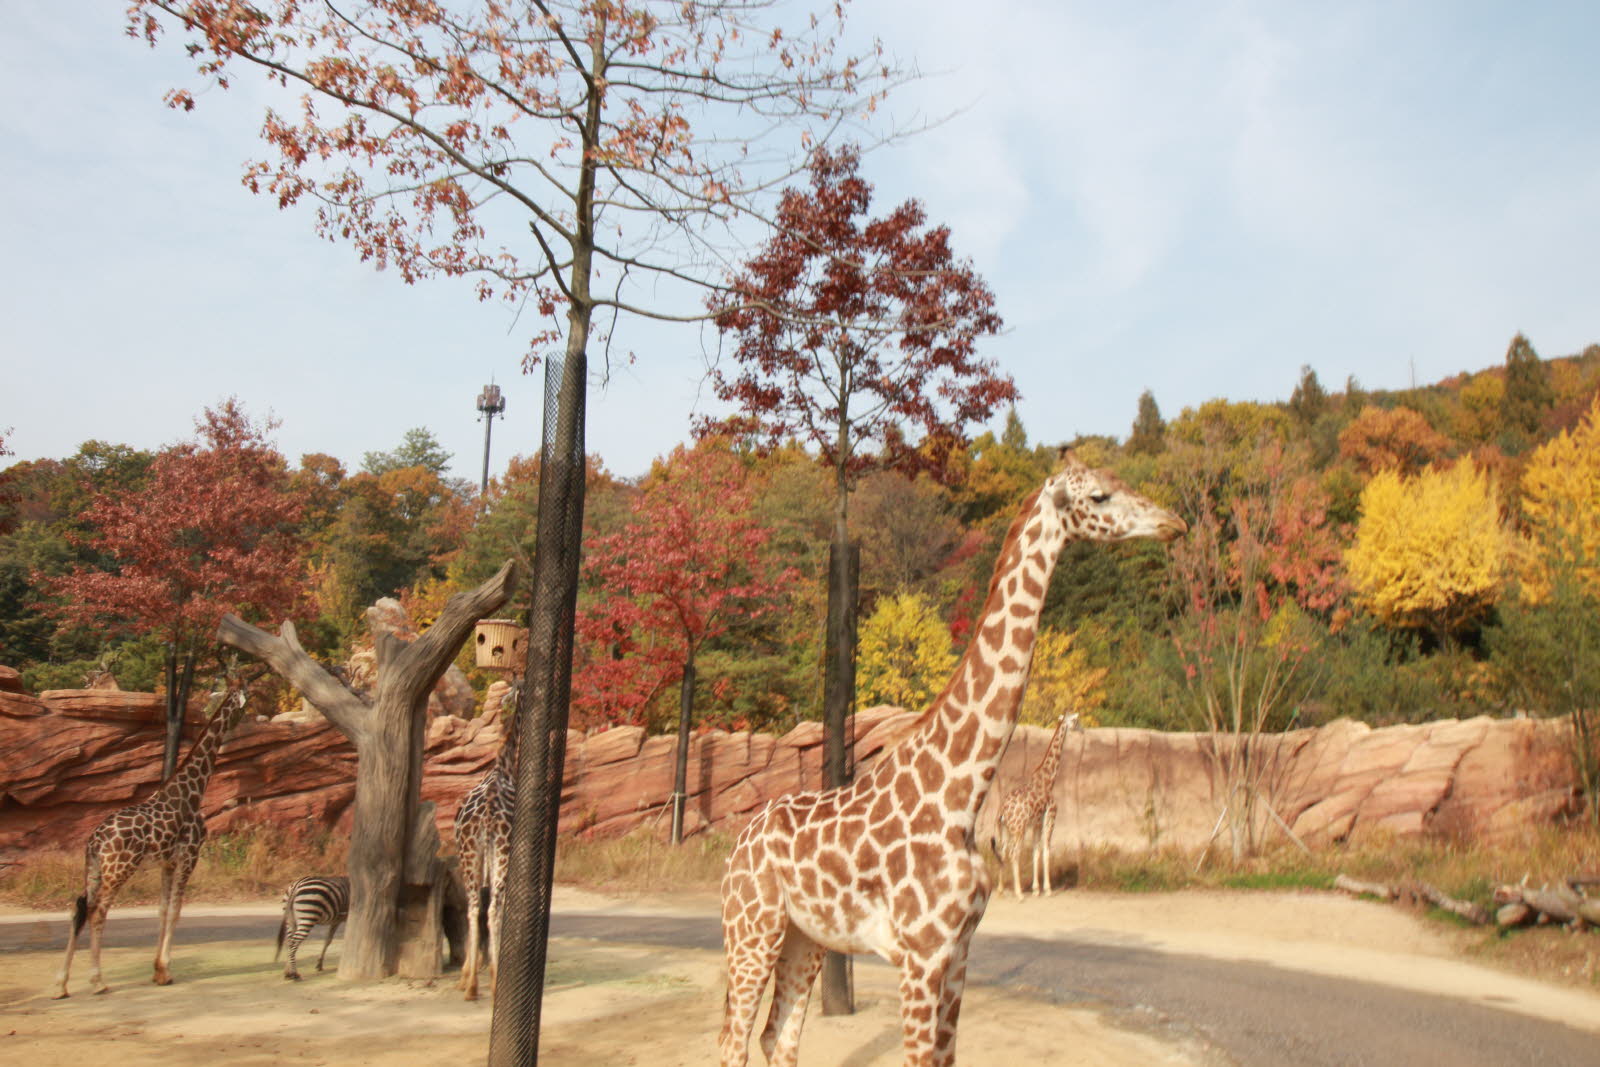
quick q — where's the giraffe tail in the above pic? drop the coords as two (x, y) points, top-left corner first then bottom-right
(70, 895), (88, 938)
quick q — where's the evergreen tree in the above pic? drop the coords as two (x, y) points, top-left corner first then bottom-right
(1289, 365), (1328, 425)
(1126, 389), (1166, 455)
(1500, 333), (1553, 449)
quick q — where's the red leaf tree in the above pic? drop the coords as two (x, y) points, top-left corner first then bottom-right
(127, 1), (902, 1013)
(575, 440), (795, 843)
(701, 145), (1014, 542)
(696, 147), (1013, 1007)
(45, 400), (309, 772)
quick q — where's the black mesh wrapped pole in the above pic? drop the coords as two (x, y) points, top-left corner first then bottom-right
(488, 348), (587, 1066)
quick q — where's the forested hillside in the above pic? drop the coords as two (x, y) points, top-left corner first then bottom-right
(3, 336), (1597, 790)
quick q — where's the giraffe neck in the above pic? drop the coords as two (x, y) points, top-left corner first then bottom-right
(493, 699), (520, 782)
(906, 488), (1072, 821)
(162, 695), (245, 815)
(1031, 716), (1073, 790)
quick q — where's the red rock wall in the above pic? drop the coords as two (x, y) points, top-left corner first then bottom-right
(0, 688), (1579, 863)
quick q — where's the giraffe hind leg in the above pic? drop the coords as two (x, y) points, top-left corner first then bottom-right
(153, 849), (197, 986)
(758, 925), (827, 1067)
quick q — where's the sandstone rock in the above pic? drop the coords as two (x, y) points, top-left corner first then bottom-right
(0, 698), (1584, 863)
(40, 690), (168, 724)
(0, 665), (25, 694)
(0, 691), (47, 718)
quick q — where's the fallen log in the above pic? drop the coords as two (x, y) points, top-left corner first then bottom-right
(1492, 882), (1600, 929)
(1415, 882), (1492, 926)
(1333, 874), (1396, 901)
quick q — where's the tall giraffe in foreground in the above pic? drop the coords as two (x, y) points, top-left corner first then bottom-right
(54, 684), (250, 998)
(719, 453), (1185, 1067)
(454, 683), (520, 1000)
(993, 711), (1082, 900)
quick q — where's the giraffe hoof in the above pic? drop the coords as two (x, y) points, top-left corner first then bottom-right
(51, 991), (69, 1000)
(92, 986), (109, 996)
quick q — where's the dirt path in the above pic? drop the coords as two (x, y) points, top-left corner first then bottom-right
(2, 888), (1596, 1065)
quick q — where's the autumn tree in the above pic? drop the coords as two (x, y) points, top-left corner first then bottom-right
(1488, 396), (1600, 822)
(849, 470), (963, 594)
(1337, 405), (1452, 477)
(1344, 461), (1510, 645)
(700, 146), (1012, 916)
(1518, 395), (1600, 598)
(1165, 433), (1322, 863)
(129, 2), (900, 1032)
(44, 401), (309, 774)
(855, 591), (957, 711)
(1017, 628), (1107, 728)
(576, 440), (793, 843)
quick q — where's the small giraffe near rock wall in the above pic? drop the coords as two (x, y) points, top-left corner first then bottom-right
(993, 710), (1082, 900)
(718, 452), (1185, 1067)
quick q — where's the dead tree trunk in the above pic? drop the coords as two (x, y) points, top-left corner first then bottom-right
(217, 560), (518, 981)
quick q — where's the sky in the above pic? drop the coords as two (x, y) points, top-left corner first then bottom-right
(3, 2), (1598, 483)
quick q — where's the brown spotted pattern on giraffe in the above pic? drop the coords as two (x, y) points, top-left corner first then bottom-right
(55, 687), (249, 999)
(717, 456), (1185, 1067)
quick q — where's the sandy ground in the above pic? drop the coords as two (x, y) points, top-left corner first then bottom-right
(1, 887), (1597, 1065)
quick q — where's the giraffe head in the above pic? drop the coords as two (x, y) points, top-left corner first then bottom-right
(1044, 450), (1187, 543)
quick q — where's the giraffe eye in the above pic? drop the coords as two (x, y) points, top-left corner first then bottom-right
(1089, 491), (1112, 504)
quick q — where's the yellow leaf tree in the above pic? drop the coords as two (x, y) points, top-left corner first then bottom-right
(856, 591), (957, 711)
(1345, 461), (1510, 643)
(1017, 627), (1108, 727)
(1518, 395), (1600, 597)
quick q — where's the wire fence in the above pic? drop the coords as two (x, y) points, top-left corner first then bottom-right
(488, 348), (588, 1066)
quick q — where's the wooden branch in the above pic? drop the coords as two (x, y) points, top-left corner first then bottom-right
(1493, 882), (1600, 928)
(216, 614), (371, 744)
(383, 560), (520, 691)
(1415, 882), (1492, 925)
(1333, 874), (1396, 901)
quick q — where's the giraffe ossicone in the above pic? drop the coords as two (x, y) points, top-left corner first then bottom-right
(718, 452), (1185, 1067)
(54, 683), (251, 999)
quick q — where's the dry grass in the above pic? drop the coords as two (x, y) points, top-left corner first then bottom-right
(0, 823), (349, 911)
(555, 827), (735, 894)
(1023, 822), (1600, 990)
(7, 816), (1596, 989)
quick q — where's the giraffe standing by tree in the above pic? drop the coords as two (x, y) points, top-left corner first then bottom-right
(454, 684), (520, 1001)
(993, 712), (1082, 901)
(718, 453), (1185, 1067)
(53, 683), (250, 998)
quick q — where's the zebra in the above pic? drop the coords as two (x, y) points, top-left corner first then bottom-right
(274, 875), (349, 980)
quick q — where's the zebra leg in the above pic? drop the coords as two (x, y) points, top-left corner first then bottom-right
(316, 919), (342, 972)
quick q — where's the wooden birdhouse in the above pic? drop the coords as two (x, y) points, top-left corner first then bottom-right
(474, 619), (526, 673)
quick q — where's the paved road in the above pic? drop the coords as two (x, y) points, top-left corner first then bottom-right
(8, 910), (1597, 1066)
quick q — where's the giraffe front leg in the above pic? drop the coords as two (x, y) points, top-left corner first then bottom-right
(460, 882), (483, 1000)
(758, 926), (827, 1067)
(153, 847), (197, 986)
(1038, 807), (1057, 896)
(1008, 839), (1026, 902)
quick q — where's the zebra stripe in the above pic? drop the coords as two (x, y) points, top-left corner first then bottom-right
(275, 875), (349, 980)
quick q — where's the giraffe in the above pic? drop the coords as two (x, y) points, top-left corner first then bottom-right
(993, 711), (1082, 901)
(53, 683), (250, 998)
(718, 452), (1185, 1067)
(454, 682), (520, 1001)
